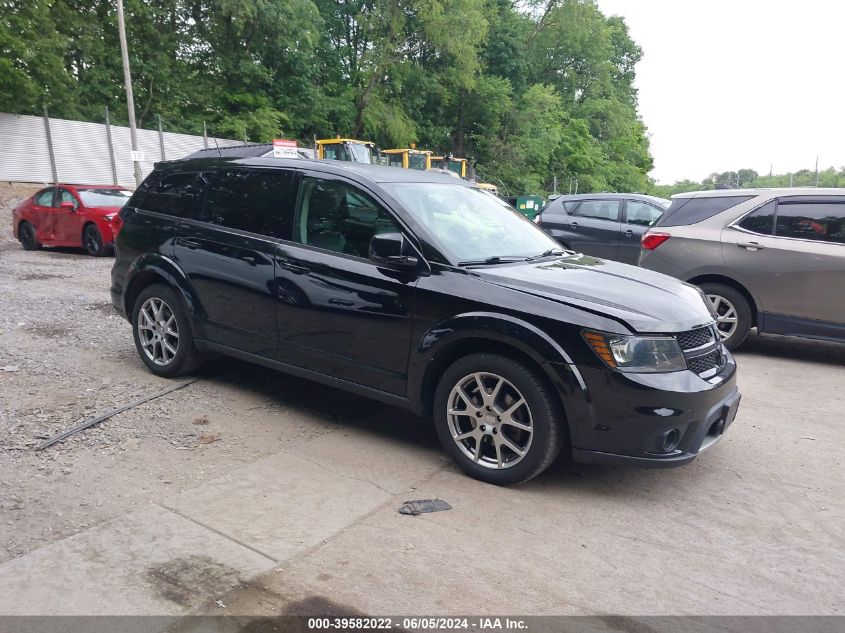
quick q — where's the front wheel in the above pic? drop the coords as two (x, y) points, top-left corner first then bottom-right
(433, 353), (565, 485)
(699, 282), (752, 351)
(83, 224), (107, 257)
(131, 284), (203, 377)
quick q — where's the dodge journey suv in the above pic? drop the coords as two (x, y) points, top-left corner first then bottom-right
(111, 157), (740, 484)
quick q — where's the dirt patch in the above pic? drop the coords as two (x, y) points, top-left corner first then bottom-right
(24, 323), (72, 339)
(17, 272), (67, 281)
(146, 555), (242, 607)
(85, 300), (117, 315)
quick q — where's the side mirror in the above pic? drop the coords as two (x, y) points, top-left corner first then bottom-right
(60, 201), (75, 211)
(369, 232), (418, 268)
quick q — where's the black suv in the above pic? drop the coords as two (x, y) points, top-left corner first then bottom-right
(111, 157), (740, 485)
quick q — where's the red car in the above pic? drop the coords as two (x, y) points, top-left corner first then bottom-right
(12, 184), (131, 256)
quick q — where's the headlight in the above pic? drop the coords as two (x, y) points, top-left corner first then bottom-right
(583, 330), (686, 373)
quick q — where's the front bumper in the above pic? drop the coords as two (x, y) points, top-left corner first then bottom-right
(548, 353), (740, 468)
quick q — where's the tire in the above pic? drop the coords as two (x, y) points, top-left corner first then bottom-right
(131, 284), (203, 377)
(18, 221), (40, 251)
(699, 282), (752, 351)
(83, 224), (106, 257)
(433, 353), (565, 485)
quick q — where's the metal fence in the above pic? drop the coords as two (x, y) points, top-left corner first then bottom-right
(0, 110), (242, 189)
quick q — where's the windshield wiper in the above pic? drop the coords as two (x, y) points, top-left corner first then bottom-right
(457, 255), (526, 266)
(526, 248), (566, 261)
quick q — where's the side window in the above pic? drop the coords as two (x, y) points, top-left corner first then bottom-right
(776, 201), (845, 244)
(35, 189), (54, 206)
(625, 201), (663, 227)
(386, 153), (404, 168)
(294, 177), (400, 257)
(574, 200), (620, 221)
(140, 172), (206, 219)
(323, 145), (348, 161)
(738, 200), (776, 235)
(58, 189), (77, 208)
(659, 195), (754, 227)
(203, 170), (293, 239)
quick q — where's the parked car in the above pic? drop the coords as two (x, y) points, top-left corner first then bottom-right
(111, 158), (739, 485)
(639, 188), (845, 350)
(536, 193), (670, 264)
(13, 184), (131, 256)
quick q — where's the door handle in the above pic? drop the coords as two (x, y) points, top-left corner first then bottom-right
(737, 241), (765, 250)
(180, 239), (202, 249)
(569, 222), (578, 230)
(240, 255), (257, 265)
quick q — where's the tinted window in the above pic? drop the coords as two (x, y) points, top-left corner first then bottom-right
(58, 189), (77, 207)
(625, 201), (663, 227)
(775, 201), (845, 244)
(386, 153), (404, 168)
(574, 200), (620, 221)
(294, 177), (400, 257)
(35, 189), (54, 206)
(140, 172), (206, 219)
(659, 195), (753, 226)
(203, 170), (293, 239)
(738, 200), (776, 235)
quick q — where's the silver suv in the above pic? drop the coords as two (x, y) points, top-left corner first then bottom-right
(639, 188), (845, 349)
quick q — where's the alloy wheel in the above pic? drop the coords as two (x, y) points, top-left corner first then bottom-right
(85, 226), (102, 255)
(447, 372), (533, 470)
(707, 294), (738, 341)
(137, 297), (179, 366)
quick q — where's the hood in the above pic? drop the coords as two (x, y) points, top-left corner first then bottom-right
(475, 253), (714, 333)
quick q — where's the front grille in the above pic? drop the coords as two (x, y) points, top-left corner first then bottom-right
(687, 349), (721, 375)
(675, 326), (715, 351)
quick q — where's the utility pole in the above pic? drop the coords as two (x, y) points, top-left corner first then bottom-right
(814, 156), (819, 187)
(117, 0), (142, 187)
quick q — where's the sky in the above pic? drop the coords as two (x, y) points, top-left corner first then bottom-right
(595, 0), (845, 184)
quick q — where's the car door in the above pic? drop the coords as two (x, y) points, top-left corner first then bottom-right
(563, 199), (622, 260)
(54, 188), (84, 245)
(170, 168), (293, 357)
(273, 172), (417, 395)
(30, 188), (56, 242)
(722, 196), (845, 333)
(620, 200), (665, 264)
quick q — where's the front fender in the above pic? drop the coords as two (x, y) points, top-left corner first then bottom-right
(124, 253), (207, 336)
(408, 312), (587, 414)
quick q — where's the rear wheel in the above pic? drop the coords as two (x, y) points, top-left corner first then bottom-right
(699, 282), (752, 351)
(131, 284), (203, 377)
(18, 222), (40, 251)
(83, 224), (106, 257)
(433, 353), (565, 485)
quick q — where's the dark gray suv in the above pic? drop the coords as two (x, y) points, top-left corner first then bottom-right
(536, 193), (669, 264)
(640, 188), (845, 350)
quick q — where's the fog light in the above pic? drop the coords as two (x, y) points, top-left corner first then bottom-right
(661, 428), (681, 452)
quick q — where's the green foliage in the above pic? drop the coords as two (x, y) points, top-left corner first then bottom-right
(0, 0), (653, 195)
(649, 166), (845, 198)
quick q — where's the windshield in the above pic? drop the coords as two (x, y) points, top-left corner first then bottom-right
(385, 183), (560, 264)
(408, 154), (427, 170)
(77, 189), (131, 207)
(347, 143), (373, 164)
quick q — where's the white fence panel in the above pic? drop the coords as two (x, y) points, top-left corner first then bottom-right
(0, 112), (242, 188)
